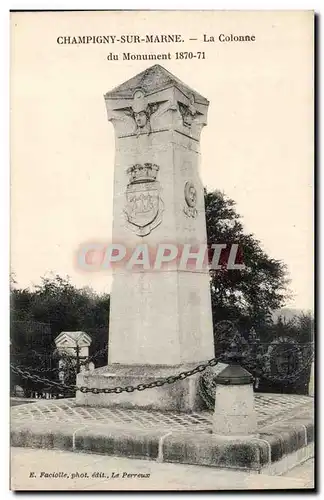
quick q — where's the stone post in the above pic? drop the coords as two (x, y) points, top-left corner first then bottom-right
(212, 365), (259, 438)
(55, 331), (92, 383)
(76, 65), (214, 411)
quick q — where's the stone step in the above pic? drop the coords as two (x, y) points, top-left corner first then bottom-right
(11, 409), (314, 474)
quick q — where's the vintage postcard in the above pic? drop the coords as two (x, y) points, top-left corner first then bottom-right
(10, 10), (314, 491)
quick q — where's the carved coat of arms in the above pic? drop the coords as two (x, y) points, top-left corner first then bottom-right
(124, 163), (164, 237)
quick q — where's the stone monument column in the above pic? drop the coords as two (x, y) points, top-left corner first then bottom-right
(76, 65), (214, 411)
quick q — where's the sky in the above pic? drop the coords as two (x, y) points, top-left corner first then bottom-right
(10, 10), (314, 311)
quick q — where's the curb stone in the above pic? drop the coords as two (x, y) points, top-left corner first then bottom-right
(10, 418), (314, 473)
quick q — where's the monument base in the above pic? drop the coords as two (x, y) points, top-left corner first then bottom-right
(75, 364), (207, 412)
(11, 394), (314, 476)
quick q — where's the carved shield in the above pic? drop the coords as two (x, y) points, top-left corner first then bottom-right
(124, 180), (163, 236)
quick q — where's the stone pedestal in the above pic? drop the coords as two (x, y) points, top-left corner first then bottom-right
(76, 364), (205, 412)
(212, 365), (259, 439)
(76, 65), (214, 411)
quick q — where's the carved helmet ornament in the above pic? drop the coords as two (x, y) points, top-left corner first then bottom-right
(124, 163), (164, 237)
(122, 88), (160, 136)
(178, 93), (202, 129)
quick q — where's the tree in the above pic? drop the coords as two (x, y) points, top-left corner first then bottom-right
(10, 274), (110, 395)
(22, 274), (109, 336)
(205, 189), (290, 330)
(262, 312), (314, 344)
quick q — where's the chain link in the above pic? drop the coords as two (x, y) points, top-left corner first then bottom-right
(11, 345), (108, 365)
(10, 355), (222, 395)
(11, 344), (314, 395)
(79, 346), (109, 366)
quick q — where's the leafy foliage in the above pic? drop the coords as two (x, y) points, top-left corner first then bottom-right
(256, 312), (314, 395)
(205, 189), (290, 330)
(10, 275), (109, 395)
(12, 190), (311, 397)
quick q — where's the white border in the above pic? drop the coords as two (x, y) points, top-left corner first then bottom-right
(5, 1), (323, 9)
(2, 2), (321, 499)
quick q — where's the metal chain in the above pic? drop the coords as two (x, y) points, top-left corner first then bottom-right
(18, 365), (63, 374)
(11, 346), (109, 374)
(11, 346), (314, 394)
(79, 346), (109, 366)
(10, 355), (221, 394)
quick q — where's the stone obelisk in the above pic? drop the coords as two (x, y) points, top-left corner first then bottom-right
(77, 65), (214, 411)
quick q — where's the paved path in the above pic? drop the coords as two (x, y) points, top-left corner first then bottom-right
(11, 394), (313, 430)
(10, 448), (314, 491)
(283, 458), (314, 484)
